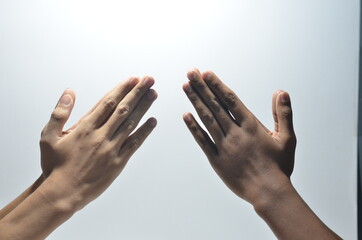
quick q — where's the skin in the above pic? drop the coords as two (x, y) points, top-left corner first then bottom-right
(182, 68), (342, 240)
(0, 69), (343, 239)
(0, 76), (158, 240)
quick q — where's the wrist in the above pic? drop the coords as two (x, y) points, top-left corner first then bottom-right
(250, 172), (294, 215)
(37, 173), (85, 216)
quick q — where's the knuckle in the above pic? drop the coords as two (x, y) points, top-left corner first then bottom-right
(200, 112), (214, 125)
(128, 138), (141, 150)
(211, 81), (222, 91)
(244, 125), (257, 135)
(117, 105), (129, 116)
(209, 98), (221, 112)
(242, 118), (258, 135)
(281, 108), (292, 118)
(125, 118), (135, 130)
(192, 80), (204, 89)
(134, 87), (142, 96)
(205, 77), (221, 91)
(190, 126), (198, 133)
(189, 94), (198, 103)
(222, 134), (239, 149)
(40, 125), (48, 137)
(39, 137), (51, 148)
(74, 127), (92, 139)
(50, 109), (66, 121)
(286, 133), (297, 146)
(92, 136), (107, 151)
(224, 92), (237, 108)
(137, 128), (147, 139)
(103, 98), (117, 111)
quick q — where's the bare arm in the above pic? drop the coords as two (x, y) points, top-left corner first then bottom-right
(0, 176), (44, 220)
(0, 80), (118, 220)
(0, 76), (158, 239)
(182, 69), (341, 240)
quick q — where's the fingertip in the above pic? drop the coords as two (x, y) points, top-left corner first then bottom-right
(63, 88), (75, 94)
(57, 89), (76, 108)
(143, 76), (155, 87)
(128, 76), (140, 86)
(182, 82), (192, 93)
(273, 89), (283, 98)
(153, 90), (158, 99)
(183, 112), (193, 123)
(202, 70), (214, 81)
(146, 89), (158, 100)
(64, 88), (76, 99)
(187, 71), (196, 81)
(187, 68), (201, 80)
(279, 91), (291, 105)
(148, 117), (157, 127)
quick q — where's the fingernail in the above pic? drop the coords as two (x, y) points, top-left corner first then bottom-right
(144, 77), (154, 87)
(148, 118), (157, 127)
(59, 94), (72, 107)
(281, 93), (289, 104)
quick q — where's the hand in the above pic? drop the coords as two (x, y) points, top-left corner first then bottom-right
(182, 69), (296, 205)
(40, 76), (158, 211)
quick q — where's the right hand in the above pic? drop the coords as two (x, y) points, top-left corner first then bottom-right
(39, 76), (157, 211)
(183, 69), (296, 206)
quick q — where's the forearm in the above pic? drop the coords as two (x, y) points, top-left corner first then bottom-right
(0, 175), (44, 220)
(0, 175), (78, 240)
(253, 178), (341, 240)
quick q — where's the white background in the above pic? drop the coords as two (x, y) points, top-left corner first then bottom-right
(0, 0), (359, 239)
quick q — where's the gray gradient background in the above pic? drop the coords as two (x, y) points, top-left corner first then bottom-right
(0, 0), (358, 239)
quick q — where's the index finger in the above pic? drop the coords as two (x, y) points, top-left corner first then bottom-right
(202, 71), (250, 125)
(65, 84), (122, 132)
(85, 77), (141, 128)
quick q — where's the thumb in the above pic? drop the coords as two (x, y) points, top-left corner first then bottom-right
(43, 89), (76, 137)
(276, 91), (295, 140)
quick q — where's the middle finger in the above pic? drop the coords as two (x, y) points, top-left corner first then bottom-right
(187, 69), (235, 134)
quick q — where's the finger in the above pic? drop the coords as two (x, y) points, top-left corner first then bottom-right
(187, 69), (235, 134)
(272, 90), (283, 132)
(183, 82), (224, 143)
(64, 80), (139, 133)
(87, 77), (142, 128)
(110, 89), (158, 142)
(183, 112), (217, 158)
(202, 71), (250, 124)
(117, 117), (157, 162)
(105, 77), (156, 136)
(275, 91), (295, 140)
(43, 89), (76, 138)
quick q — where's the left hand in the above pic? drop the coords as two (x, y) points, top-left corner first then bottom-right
(39, 76), (158, 211)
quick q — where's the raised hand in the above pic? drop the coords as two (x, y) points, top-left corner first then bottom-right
(182, 69), (296, 204)
(0, 76), (158, 240)
(40, 76), (158, 211)
(182, 69), (341, 240)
